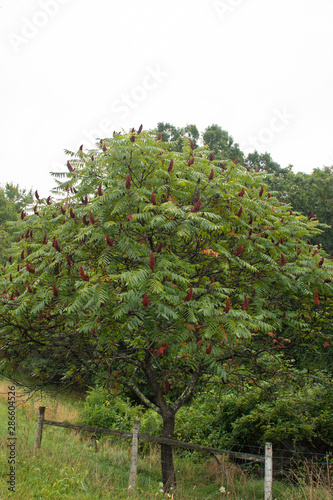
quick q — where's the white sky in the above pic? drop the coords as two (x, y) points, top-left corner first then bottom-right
(1, 0), (333, 196)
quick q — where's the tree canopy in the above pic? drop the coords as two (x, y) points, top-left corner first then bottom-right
(0, 128), (332, 490)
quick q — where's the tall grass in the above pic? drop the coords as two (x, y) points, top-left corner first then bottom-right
(0, 379), (332, 499)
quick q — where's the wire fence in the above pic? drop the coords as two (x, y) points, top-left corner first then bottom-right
(33, 406), (332, 499)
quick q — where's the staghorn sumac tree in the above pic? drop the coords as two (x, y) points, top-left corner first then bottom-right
(0, 128), (333, 491)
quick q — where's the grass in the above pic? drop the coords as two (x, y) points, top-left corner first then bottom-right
(0, 379), (332, 499)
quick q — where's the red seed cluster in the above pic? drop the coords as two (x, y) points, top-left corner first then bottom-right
(234, 245), (244, 256)
(80, 266), (89, 281)
(241, 295), (249, 311)
(223, 298), (231, 313)
(149, 252), (155, 272)
(106, 235), (114, 246)
(52, 239), (61, 252)
(142, 293), (150, 308)
(151, 192), (157, 205)
(191, 199), (201, 213)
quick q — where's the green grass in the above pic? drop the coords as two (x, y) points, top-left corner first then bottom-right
(0, 379), (332, 499)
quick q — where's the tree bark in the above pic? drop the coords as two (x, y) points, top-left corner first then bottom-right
(161, 410), (176, 493)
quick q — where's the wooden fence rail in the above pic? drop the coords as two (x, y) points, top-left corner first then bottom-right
(35, 407), (272, 498)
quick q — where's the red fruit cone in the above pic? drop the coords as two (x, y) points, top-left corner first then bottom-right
(142, 293), (150, 308)
(149, 252), (155, 272)
(191, 199), (201, 213)
(151, 192), (157, 205)
(26, 262), (35, 274)
(106, 235), (114, 246)
(79, 266), (89, 281)
(89, 212), (97, 224)
(206, 343), (212, 354)
(52, 239), (61, 252)
(234, 245), (244, 256)
(223, 298), (230, 313)
(241, 295), (249, 311)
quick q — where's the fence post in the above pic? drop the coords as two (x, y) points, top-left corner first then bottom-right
(34, 406), (46, 454)
(264, 442), (273, 500)
(128, 420), (141, 496)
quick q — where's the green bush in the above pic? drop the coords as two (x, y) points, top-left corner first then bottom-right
(80, 386), (142, 431)
(210, 381), (333, 454)
(80, 373), (333, 457)
(80, 386), (163, 436)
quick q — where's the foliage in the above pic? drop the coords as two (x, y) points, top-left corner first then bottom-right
(80, 386), (143, 431)
(0, 184), (33, 264)
(203, 124), (245, 164)
(156, 122), (199, 151)
(1, 127), (333, 490)
(4, 183), (33, 212)
(279, 167), (333, 254)
(80, 386), (163, 438)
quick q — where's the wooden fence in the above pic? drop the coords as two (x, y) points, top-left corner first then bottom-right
(34, 406), (273, 499)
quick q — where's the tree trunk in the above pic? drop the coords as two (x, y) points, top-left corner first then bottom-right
(161, 411), (176, 492)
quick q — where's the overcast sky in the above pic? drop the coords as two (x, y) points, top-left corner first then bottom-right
(1, 0), (333, 196)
